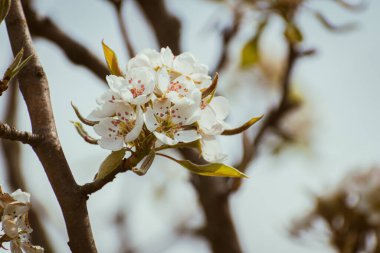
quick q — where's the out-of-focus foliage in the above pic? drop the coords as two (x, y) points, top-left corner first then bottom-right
(291, 167), (380, 253)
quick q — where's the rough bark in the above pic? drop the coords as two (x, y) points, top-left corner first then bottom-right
(5, 1), (98, 252)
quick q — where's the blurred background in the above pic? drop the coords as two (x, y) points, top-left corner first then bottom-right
(1, 0), (380, 252)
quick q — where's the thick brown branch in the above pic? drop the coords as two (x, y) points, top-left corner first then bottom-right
(1, 82), (55, 253)
(182, 149), (243, 253)
(0, 121), (41, 145)
(21, 0), (108, 81)
(5, 1), (98, 252)
(135, 0), (181, 54)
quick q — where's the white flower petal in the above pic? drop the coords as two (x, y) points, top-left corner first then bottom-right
(153, 132), (177, 145)
(161, 47), (174, 67)
(3, 216), (19, 238)
(141, 48), (162, 68)
(125, 107), (144, 142)
(198, 106), (224, 135)
(93, 118), (118, 136)
(210, 96), (230, 120)
(11, 190), (30, 204)
(157, 67), (170, 94)
(106, 75), (125, 93)
(98, 136), (124, 151)
(128, 54), (151, 70)
(174, 130), (200, 143)
(173, 52), (196, 75)
(144, 108), (159, 132)
(115, 103), (135, 121)
(152, 98), (171, 119)
(201, 135), (227, 162)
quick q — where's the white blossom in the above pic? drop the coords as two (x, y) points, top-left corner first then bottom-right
(144, 97), (201, 146)
(94, 104), (143, 151)
(0, 188), (44, 253)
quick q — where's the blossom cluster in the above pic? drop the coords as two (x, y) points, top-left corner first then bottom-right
(0, 187), (44, 253)
(88, 47), (231, 162)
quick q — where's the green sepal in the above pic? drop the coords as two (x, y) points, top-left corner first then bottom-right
(201, 73), (218, 99)
(222, 115), (263, 136)
(102, 40), (123, 76)
(95, 149), (127, 180)
(71, 102), (98, 126)
(132, 151), (155, 176)
(70, 121), (98, 144)
(240, 17), (268, 68)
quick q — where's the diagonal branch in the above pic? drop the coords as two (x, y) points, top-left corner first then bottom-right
(107, 0), (135, 58)
(0, 121), (42, 145)
(21, 0), (108, 81)
(5, 1), (98, 252)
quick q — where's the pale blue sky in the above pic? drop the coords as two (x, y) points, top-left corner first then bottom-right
(1, 1), (380, 252)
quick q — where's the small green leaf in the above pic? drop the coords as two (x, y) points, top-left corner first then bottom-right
(284, 23), (303, 43)
(3, 49), (33, 82)
(0, 0), (10, 25)
(133, 151), (155, 176)
(71, 102), (98, 126)
(102, 40), (123, 76)
(240, 37), (259, 68)
(240, 18), (268, 68)
(222, 115), (263, 135)
(157, 153), (248, 178)
(201, 73), (218, 99)
(95, 149), (126, 180)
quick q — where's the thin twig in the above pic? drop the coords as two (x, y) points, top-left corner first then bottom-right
(108, 0), (135, 58)
(0, 121), (42, 145)
(81, 159), (133, 195)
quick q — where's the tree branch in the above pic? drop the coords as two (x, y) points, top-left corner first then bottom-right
(5, 1), (98, 252)
(0, 82), (55, 253)
(80, 161), (131, 195)
(21, 0), (108, 81)
(135, 0), (181, 54)
(107, 0), (135, 58)
(0, 121), (41, 145)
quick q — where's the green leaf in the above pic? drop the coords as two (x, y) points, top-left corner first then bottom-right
(240, 18), (268, 68)
(102, 40), (123, 76)
(157, 153), (248, 178)
(95, 149), (126, 180)
(240, 37), (259, 68)
(132, 151), (155, 176)
(0, 0), (10, 25)
(222, 115), (263, 135)
(284, 23), (303, 43)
